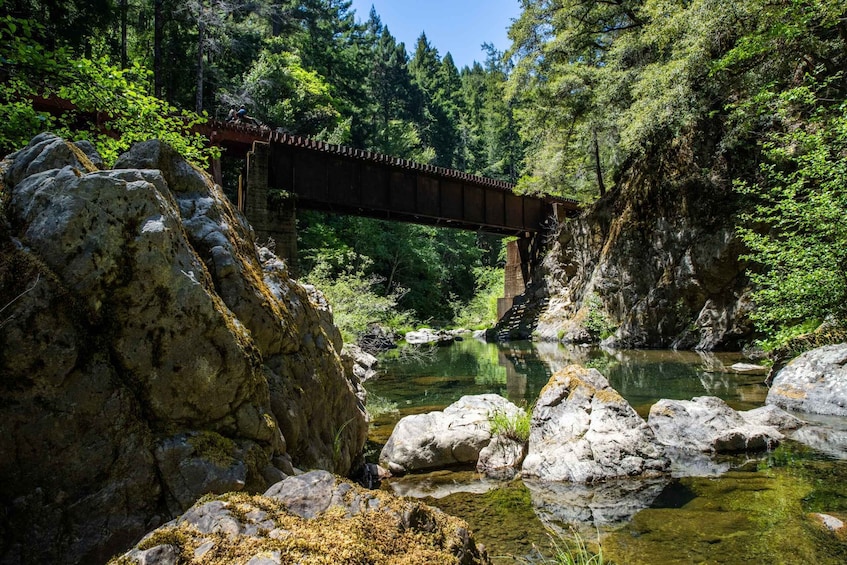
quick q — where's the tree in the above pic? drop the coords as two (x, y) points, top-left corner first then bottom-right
(507, 0), (643, 198)
(723, 0), (847, 344)
(409, 33), (461, 167)
(0, 14), (215, 165)
(737, 92), (847, 340)
(241, 39), (340, 134)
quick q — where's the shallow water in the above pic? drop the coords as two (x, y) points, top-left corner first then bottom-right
(364, 339), (847, 563)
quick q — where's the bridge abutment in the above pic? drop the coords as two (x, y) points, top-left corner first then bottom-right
(498, 240), (526, 319)
(243, 142), (299, 276)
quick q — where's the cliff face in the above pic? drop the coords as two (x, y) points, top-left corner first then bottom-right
(506, 172), (754, 351)
(0, 134), (367, 564)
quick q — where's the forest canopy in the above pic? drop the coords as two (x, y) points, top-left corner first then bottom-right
(1, 0), (845, 344)
(0, 0), (517, 331)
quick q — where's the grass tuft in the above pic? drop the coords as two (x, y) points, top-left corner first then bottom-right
(488, 407), (531, 443)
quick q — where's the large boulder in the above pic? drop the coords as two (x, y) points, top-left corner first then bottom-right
(0, 135), (366, 563)
(648, 396), (783, 453)
(521, 366), (669, 482)
(379, 394), (522, 475)
(766, 343), (847, 416)
(113, 470), (491, 565)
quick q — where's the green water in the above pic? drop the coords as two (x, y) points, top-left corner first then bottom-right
(365, 339), (847, 564)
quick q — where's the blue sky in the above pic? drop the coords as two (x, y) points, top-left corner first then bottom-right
(348, 0), (522, 69)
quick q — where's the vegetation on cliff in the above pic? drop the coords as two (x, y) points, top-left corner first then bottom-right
(507, 0), (847, 347)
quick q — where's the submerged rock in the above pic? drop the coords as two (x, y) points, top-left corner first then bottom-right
(113, 470), (491, 565)
(766, 343), (847, 416)
(0, 134), (366, 563)
(380, 394), (523, 475)
(786, 413), (847, 460)
(521, 365), (669, 482)
(648, 396), (783, 453)
(387, 470), (501, 500)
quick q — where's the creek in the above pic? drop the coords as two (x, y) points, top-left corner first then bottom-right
(364, 338), (847, 564)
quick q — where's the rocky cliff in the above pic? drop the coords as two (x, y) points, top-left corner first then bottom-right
(501, 168), (754, 351)
(0, 134), (368, 564)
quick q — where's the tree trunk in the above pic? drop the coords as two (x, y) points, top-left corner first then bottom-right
(593, 129), (606, 197)
(120, 0), (128, 68)
(154, 0), (164, 98)
(196, 16), (205, 114)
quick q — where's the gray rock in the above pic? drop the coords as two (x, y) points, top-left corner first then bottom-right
(730, 362), (769, 374)
(503, 185), (752, 350)
(116, 473), (491, 564)
(477, 435), (527, 480)
(341, 343), (379, 382)
(5, 132), (94, 185)
(154, 434), (248, 512)
(264, 470), (338, 519)
(179, 501), (243, 537)
(740, 405), (804, 431)
(521, 366), (669, 482)
(814, 513), (845, 531)
(648, 396), (783, 453)
(405, 328), (456, 345)
(766, 343), (847, 416)
(379, 394), (522, 474)
(123, 544), (179, 565)
(0, 134), (367, 562)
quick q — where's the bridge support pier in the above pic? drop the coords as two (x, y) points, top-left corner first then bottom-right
(497, 235), (542, 320)
(497, 240), (525, 319)
(243, 142), (299, 277)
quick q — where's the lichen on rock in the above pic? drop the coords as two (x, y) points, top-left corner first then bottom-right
(112, 470), (491, 565)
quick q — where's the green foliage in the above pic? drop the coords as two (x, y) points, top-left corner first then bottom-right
(523, 528), (611, 565)
(302, 250), (414, 343)
(364, 393), (398, 420)
(299, 212), (497, 326)
(452, 266), (504, 330)
(0, 14), (215, 166)
(240, 40), (340, 135)
(736, 82), (847, 340)
(584, 294), (616, 340)
(507, 0), (847, 201)
(487, 407), (531, 443)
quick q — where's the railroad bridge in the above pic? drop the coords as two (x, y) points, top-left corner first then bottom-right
(202, 120), (580, 318)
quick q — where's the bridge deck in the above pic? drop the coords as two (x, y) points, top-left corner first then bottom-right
(202, 120), (579, 236)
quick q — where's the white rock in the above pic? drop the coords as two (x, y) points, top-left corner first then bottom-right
(521, 365), (668, 482)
